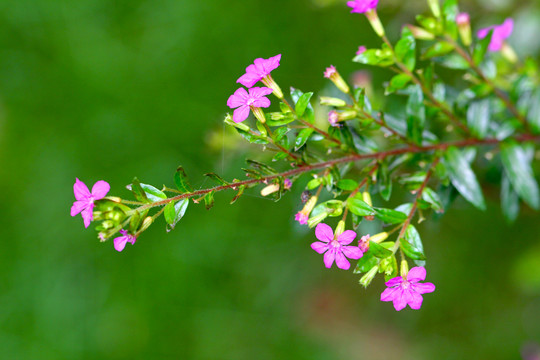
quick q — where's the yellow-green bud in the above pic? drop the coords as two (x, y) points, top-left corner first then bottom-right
(320, 96), (347, 107)
(366, 10), (385, 37)
(501, 43), (518, 64)
(359, 266), (379, 288)
(400, 259), (409, 277)
(252, 107), (266, 124)
(456, 13), (471, 46)
(371, 232), (389, 243)
(140, 216), (153, 232)
(362, 191), (373, 207)
(308, 212), (328, 228)
(224, 114), (250, 131)
(334, 220), (346, 237)
(406, 25), (435, 40)
(428, 0), (441, 18)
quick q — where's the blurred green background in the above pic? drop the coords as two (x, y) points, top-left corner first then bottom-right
(1, 0), (540, 359)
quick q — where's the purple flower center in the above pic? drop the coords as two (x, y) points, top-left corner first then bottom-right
(330, 239), (341, 248)
(246, 96), (256, 106)
(401, 280), (410, 289)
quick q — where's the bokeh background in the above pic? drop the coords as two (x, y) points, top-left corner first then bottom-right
(1, 0), (540, 359)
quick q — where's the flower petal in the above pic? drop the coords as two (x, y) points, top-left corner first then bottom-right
(334, 250), (351, 270)
(311, 241), (329, 254)
(341, 245), (363, 260)
(385, 276), (404, 287)
(251, 97), (271, 108)
(249, 87), (273, 98)
(337, 230), (357, 245)
(114, 236), (129, 252)
(73, 178), (91, 201)
(227, 88), (249, 108)
(91, 180), (110, 200)
(407, 266), (426, 282)
(266, 54), (281, 72)
(71, 200), (88, 216)
(233, 106), (250, 123)
(323, 248), (336, 268)
(81, 205), (94, 228)
(499, 18), (514, 38)
(237, 72), (261, 88)
(393, 289), (408, 311)
(407, 290), (424, 310)
(315, 223), (334, 242)
(412, 282), (436, 294)
(380, 286), (399, 302)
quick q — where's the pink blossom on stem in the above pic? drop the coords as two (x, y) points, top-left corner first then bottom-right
(311, 223), (364, 270)
(456, 12), (470, 25)
(380, 266), (436, 311)
(324, 65), (337, 79)
(295, 212), (308, 225)
(227, 87), (273, 123)
(347, 0), (379, 14)
(328, 110), (339, 127)
(284, 178), (292, 189)
(356, 46), (367, 55)
(358, 234), (370, 253)
(477, 18), (513, 52)
(114, 229), (137, 252)
(237, 55), (281, 88)
(70, 178), (110, 228)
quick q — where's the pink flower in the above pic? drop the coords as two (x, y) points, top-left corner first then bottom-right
(356, 45), (367, 55)
(114, 229), (137, 252)
(284, 178), (292, 189)
(380, 266), (436, 311)
(295, 196), (318, 225)
(347, 0), (379, 14)
(237, 54), (281, 88)
(358, 234), (370, 253)
(71, 178), (110, 228)
(477, 18), (513, 52)
(328, 110), (339, 127)
(456, 12), (470, 25)
(324, 65), (337, 79)
(311, 223), (364, 270)
(295, 212), (308, 225)
(227, 87), (273, 123)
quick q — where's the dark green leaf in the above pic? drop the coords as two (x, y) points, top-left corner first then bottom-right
(140, 183), (167, 202)
(235, 128), (269, 144)
(295, 92), (313, 117)
(401, 225), (426, 260)
(128, 178), (149, 203)
(370, 241), (393, 259)
(374, 208), (408, 224)
(272, 127), (289, 143)
(421, 187), (444, 212)
(421, 41), (455, 59)
(500, 142), (539, 209)
(164, 198), (189, 231)
(347, 195), (375, 216)
(386, 73), (412, 94)
(501, 173), (520, 224)
(291, 88), (315, 123)
(406, 85), (425, 145)
(395, 27), (416, 71)
(174, 167), (193, 193)
(294, 128), (314, 150)
(473, 30), (492, 65)
(204, 173), (230, 186)
(337, 179), (358, 191)
(354, 252), (378, 274)
(467, 99), (490, 139)
(444, 146), (486, 210)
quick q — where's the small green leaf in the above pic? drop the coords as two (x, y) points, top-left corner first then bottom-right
(500, 142), (539, 210)
(235, 128), (269, 144)
(370, 241), (393, 259)
(337, 179), (358, 191)
(230, 185), (246, 204)
(436, 53), (470, 69)
(128, 178), (149, 203)
(444, 146), (486, 210)
(311, 200), (344, 218)
(295, 92), (313, 117)
(406, 84), (425, 145)
(353, 48), (395, 67)
(473, 30), (492, 65)
(442, 0), (458, 39)
(164, 198), (189, 231)
(354, 252), (378, 274)
(174, 167), (193, 193)
(501, 174), (520, 224)
(291, 88), (315, 123)
(204, 191), (215, 210)
(467, 99), (490, 139)
(246, 159), (276, 175)
(204, 173), (230, 186)
(140, 183), (167, 202)
(347, 195), (375, 217)
(421, 187), (444, 212)
(307, 178), (323, 190)
(421, 41), (454, 59)
(386, 73), (412, 94)
(401, 225), (426, 260)
(395, 27), (416, 71)
(294, 128), (314, 150)
(272, 127), (289, 143)
(527, 88), (540, 133)
(374, 208), (408, 224)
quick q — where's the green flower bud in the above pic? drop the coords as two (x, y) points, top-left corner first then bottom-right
(359, 266), (378, 288)
(224, 114), (251, 132)
(406, 25), (435, 40)
(308, 212), (328, 228)
(371, 232), (389, 243)
(140, 216), (153, 232)
(320, 96), (347, 107)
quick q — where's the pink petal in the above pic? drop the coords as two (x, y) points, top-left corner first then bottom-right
(412, 282), (436, 294)
(334, 250), (351, 270)
(380, 286), (399, 302)
(392, 289), (408, 311)
(251, 98), (271, 108)
(311, 241), (329, 254)
(227, 88), (249, 108)
(323, 248), (336, 268)
(341, 245), (363, 260)
(315, 223), (334, 242)
(266, 54), (281, 71)
(237, 72), (261, 88)
(233, 105), (250, 123)
(477, 26), (493, 39)
(385, 276), (404, 287)
(499, 18), (514, 38)
(81, 205), (94, 228)
(91, 180), (110, 200)
(406, 290), (424, 310)
(114, 236), (129, 252)
(337, 230), (357, 245)
(71, 200), (88, 216)
(73, 178), (91, 201)
(249, 87), (273, 98)
(253, 58), (268, 74)
(407, 266), (426, 282)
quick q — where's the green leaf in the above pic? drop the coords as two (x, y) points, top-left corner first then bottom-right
(374, 208), (408, 224)
(421, 187), (444, 212)
(337, 179), (358, 191)
(272, 127), (289, 143)
(204, 173), (230, 186)
(347, 195), (375, 216)
(444, 146), (486, 210)
(501, 174), (520, 224)
(174, 167), (193, 193)
(473, 30), (492, 66)
(291, 88), (315, 123)
(442, 0), (458, 39)
(406, 84), (425, 145)
(401, 225), (426, 260)
(204, 191), (215, 210)
(500, 142), (539, 210)
(311, 200), (343, 218)
(140, 183), (167, 202)
(266, 115), (296, 127)
(235, 128), (269, 144)
(128, 178), (149, 203)
(378, 160), (393, 201)
(527, 88), (540, 133)
(386, 73), (412, 94)
(246, 159), (276, 175)
(294, 128), (314, 150)
(230, 185), (246, 204)
(354, 252), (378, 274)
(164, 198), (189, 231)
(370, 241), (393, 259)
(467, 99), (490, 139)
(295, 92), (313, 118)
(307, 178), (322, 190)
(436, 53), (470, 69)
(421, 41), (454, 59)
(395, 27), (416, 71)
(353, 48), (395, 67)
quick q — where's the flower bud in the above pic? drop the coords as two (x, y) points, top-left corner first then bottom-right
(101, 220), (115, 229)
(501, 43), (518, 64)
(400, 259), (409, 277)
(261, 75), (284, 99)
(140, 216), (153, 232)
(370, 231), (388, 243)
(334, 220), (346, 237)
(359, 266), (378, 288)
(261, 183), (280, 197)
(269, 112), (287, 120)
(362, 192), (372, 207)
(224, 114), (250, 131)
(295, 196), (319, 225)
(428, 0), (441, 18)
(324, 65), (350, 94)
(307, 212), (328, 228)
(406, 25), (435, 40)
(456, 13), (471, 46)
(320, 96), (347, 107)
(365, 10), (385, 37)
(359, 234), (371, 253)
(252, 107), (267, 123)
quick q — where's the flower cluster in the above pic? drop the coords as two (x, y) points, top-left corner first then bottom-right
(70, 178), (110, 228)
